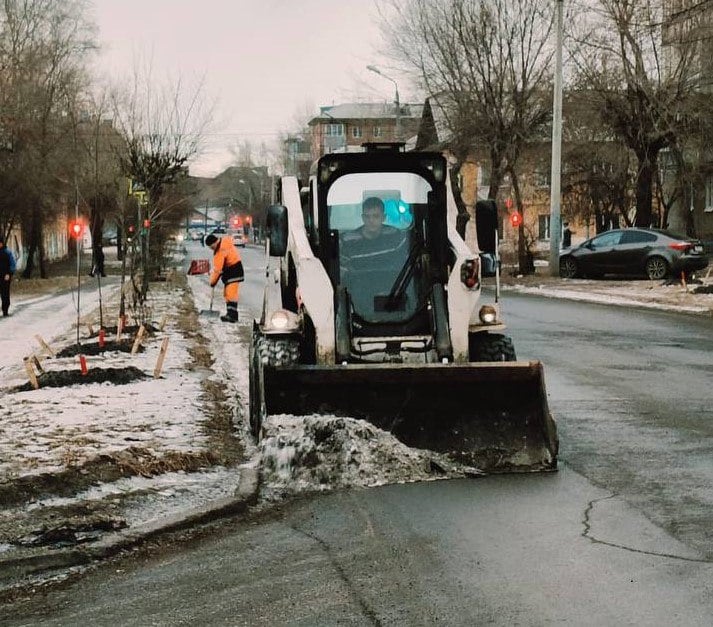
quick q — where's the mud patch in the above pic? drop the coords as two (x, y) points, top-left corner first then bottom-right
(55, 341), (144, 358)
(100, 323), (158, 336)
(692, 284), (713, 294)
(16, 517), (128, 549)
(12, 366), (147, 392)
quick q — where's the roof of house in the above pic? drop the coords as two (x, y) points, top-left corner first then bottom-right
(415, 94), (453, 150)
(308, 102), (424, 125)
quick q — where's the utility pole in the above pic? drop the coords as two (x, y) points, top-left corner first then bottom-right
(549, 0), (564, 276)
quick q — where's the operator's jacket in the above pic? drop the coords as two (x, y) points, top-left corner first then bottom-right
(209, 237), (244, 288)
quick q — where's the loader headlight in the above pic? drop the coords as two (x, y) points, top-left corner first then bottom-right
(478, 305), (498, 324)
(269, 310), (291, 329)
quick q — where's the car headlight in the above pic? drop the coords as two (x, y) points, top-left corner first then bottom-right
(478, 305), (498, 324)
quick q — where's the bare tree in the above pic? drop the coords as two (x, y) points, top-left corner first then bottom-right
(568, 0), (701, 229)
(381, 0), (555, 273)
(111, 63), (212, 303)
(0, 0), (96, 276)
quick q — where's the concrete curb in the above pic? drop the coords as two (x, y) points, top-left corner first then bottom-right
(501, 284), (713, 316)
(0, 465), (260, 589)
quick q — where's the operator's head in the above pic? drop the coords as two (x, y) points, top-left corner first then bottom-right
(204, 233), (219, 251)
(361, 197), (386, 239)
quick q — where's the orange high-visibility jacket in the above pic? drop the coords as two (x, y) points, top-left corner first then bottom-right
(210, 237), (244, 287)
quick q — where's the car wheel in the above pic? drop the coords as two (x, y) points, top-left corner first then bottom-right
(645, 256), (668, 280)
(559, 256), (578, 279)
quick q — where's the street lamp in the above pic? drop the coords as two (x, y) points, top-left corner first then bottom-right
(366, 65), (401, 141)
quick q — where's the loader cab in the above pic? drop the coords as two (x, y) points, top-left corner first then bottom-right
(315, 150), (449, 336)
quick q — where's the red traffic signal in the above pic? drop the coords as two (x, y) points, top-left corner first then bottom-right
(143, 219), (151, 229)
(509, 211), (523, 228)
(232, 216), (242, 228)
(69, 220), (84, 238)
(245, 215), (252, 225)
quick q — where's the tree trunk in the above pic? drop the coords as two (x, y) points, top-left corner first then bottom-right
(634, 156), (655, 227)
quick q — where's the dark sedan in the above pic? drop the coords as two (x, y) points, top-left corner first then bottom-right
(559, 227), (708, 280)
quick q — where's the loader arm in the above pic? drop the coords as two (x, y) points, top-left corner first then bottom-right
(281, 176), (335, 363)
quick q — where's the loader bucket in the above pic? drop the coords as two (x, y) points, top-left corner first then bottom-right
(262, 361), (558, 473)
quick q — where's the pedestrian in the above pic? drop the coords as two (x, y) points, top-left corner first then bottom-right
(562, 222), (573, 249)
(0, 236), (15, 317)
(204, 232), (244, 322)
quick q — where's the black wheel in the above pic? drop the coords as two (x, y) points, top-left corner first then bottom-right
(248, 330), (301, 438)
(469, 333), (517, 362)
(645, 256), (668, 280)
(248, 329), (265, 437)
(559, 256), (578, 279)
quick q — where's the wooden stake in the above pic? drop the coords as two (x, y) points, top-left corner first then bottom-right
(31, 354), (45, 374)
(131, 324), (146, 355)
(34, 335), (56, 357)
(23, 357), (39, 390)
(116, 315), (125, 342)
(159, 314), (168, 331)
(153, 337), (170, 378)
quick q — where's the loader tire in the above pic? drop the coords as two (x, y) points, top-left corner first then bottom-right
(249, 332), (300, 438)
(468, 333), (517, 362)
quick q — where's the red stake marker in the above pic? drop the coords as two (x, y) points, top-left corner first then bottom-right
(79, 354), (88, 375)
(98, 329), (106, 347)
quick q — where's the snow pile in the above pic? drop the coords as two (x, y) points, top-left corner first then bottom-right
(259, 414), (481, 500)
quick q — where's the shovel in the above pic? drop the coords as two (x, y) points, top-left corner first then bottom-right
(200, 285), (220, 318)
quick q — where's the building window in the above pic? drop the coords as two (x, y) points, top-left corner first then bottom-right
(706, 175), (713, 212)
(352, 126), (362, 138)
(538, 214), (550, 240)
(478, 165), (490, 188)
(373, 126), (382, 137)
(325, 123), (344, 136)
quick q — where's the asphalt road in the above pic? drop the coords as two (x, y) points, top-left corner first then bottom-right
(3, 256), (713, 626)
(502, 291), (713, 559)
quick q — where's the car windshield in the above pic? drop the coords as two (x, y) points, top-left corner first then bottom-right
(327, 172), (431, 323)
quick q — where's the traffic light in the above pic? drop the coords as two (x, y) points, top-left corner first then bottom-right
(509, 211), (523, 228)
(232, 216), (242, 228)
(69, 220), (84, 239)
(127, 224), (136, 242)
(245, 216), (252, 226)
(143, 219), (151, 229)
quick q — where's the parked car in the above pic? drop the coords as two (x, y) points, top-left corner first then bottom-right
(559, 227), (709, 280)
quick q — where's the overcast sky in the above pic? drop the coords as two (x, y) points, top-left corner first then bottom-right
(91, 0), (407, 177)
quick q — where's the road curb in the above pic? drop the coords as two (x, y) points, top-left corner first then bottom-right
(501, 284), (713, 316)
(0, 465), (260, 589)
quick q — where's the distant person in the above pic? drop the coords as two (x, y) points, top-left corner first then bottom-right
(205, 232), (244, 323)
(562, 222), (573, 249)
(0, 237), (15, 317)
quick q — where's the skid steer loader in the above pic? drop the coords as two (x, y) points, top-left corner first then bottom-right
(250, 144), (557, 472)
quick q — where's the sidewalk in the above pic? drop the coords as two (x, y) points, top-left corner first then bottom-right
(497, 266), (713, 316)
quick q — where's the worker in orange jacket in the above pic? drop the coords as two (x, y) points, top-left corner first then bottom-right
(204, 232), (244, 322)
